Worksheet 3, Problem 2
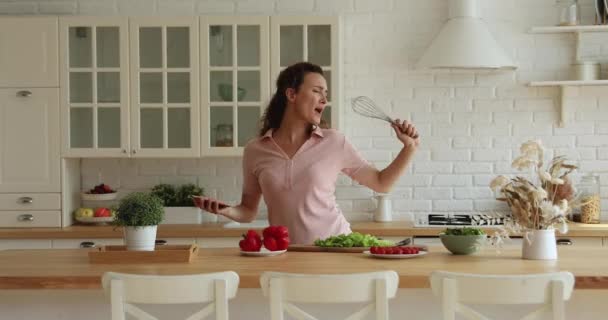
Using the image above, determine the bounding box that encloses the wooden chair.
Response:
[102,271,239,320]
[260,271,399,320]
[429,271,575,320]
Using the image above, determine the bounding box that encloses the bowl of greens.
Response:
[439,227,486,255]
[314,232,393,248]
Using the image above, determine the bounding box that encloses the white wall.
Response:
[3,0,607,221]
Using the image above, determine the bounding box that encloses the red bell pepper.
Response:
[239,230,262,252]
[262,225,290,251]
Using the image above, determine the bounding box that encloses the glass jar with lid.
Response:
[578,174,601,224]
[557,0,580,26]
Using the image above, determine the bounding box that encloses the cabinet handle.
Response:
[122,149,127,154]
[18,214,34,222]
[155,239,167,246]
[556,239,572,245]
[16,90,32,97]
[132,149,137,154]
[18,197,33,204]
[80,241,96,248]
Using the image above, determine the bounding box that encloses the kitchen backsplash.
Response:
[5,0,608,221]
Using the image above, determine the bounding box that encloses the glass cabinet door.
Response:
[130,18,199,157]
[60,17,129,157]
[271,17,340,130]
[201,17,269,156]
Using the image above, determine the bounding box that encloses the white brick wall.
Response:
[5,0,608,221]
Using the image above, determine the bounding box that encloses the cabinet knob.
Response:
[155,239,167,246]
[556,239,572,245]
[16,90,32,97]
[122,149,127,154]
[132,149,137,154]
[18,197,33,204]
[17,214,34,222]
[80,241,96,248]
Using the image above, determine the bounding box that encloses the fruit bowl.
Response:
[75,216,114,225]
[81,192,118,201]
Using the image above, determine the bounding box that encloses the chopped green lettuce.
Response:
[313,232,393,247]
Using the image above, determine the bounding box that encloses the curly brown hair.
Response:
[259,62,327,136]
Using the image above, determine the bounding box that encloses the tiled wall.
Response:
[4,0,608,221]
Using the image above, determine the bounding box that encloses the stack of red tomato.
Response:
[369,246,421,255]
[239,225,290,252]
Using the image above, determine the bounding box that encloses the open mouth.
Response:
[314,107,324,115]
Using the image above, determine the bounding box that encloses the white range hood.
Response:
[416,0,516,70]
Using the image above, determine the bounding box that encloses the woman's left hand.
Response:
[391,119,420,148]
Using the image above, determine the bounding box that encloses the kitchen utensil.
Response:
[596,0,606,24]
[351,96,419,139]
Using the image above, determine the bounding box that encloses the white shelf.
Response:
[529,80,608,86]
[530,25,608,33]
[527,80,608,128]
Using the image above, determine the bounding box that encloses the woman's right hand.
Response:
[192,196,230,215]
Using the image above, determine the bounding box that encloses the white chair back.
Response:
[430,271,575,320]
[260,271,399,320]
[102,271,239,320]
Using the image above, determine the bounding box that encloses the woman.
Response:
[195,62,419,244]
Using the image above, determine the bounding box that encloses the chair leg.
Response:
[110,279,126,320]
[551,280,565,320]
[375,278,389,320]
[215,279,228,320]
[269,278,285,320]
[442,278,457,320]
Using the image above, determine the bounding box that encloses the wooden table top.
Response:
[1,246,607,290]
[1,221,607,239]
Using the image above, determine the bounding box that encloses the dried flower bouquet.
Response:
[489,140,586,233]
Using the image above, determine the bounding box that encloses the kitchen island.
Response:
[1,246,608,319]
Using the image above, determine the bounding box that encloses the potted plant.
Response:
[439,227,486,255]
[490,140,587,260]
[151,184,213,224]
[114,192,164,251]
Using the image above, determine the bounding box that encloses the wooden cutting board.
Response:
[287,245,428,253]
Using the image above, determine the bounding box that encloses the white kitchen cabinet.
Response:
[0,17,59,88]
[0,88,60,193]
[129,17,200,158]
[60,17,199,158]
[60,17,130,158]
[271,16,341,130]
[200,16,270,156]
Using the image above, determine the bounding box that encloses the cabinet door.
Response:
[0,88,60,192]
[0,17,59,87]
[60,17,130,157]
[201,17,270,156]
[270,16,340,130]
[130,17,200,157]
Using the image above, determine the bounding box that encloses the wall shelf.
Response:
[530,25,608,34]
[528,25,608,128]
[528,80,608,127]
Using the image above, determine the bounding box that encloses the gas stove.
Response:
[413,213,506,228]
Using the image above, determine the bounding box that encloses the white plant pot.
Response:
[522,229,557,260]
[124,226,157,251]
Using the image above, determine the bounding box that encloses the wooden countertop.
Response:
[1,221,608,239]
[1,246,607,289]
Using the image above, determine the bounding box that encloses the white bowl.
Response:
[81,192,117,201]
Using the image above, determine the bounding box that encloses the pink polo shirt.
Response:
[242,128,372,244]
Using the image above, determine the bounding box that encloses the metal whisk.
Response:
[351,96,419,139]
